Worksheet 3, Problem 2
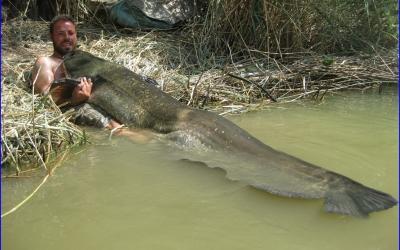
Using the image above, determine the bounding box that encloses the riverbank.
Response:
[1,17,398,172]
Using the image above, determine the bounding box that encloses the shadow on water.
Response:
[176,158,230,180]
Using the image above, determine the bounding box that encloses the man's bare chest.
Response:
[51,60,67,80]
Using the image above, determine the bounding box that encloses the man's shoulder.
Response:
[34,55,64,72]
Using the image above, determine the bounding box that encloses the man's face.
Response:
[51,20,77,56]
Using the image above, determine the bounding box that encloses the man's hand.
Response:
[71,77,93,105]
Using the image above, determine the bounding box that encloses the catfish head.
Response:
[63,50,106,79]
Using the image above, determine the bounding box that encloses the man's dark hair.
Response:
[49,15,76,34]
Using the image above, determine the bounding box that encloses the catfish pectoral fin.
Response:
[324,178,398,217]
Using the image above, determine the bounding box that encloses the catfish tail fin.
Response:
[324,180,398,217]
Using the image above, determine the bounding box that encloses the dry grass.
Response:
[1,82,86,174]
[73,22,399,109]
[1,19,87,174]
[1,78,86,172]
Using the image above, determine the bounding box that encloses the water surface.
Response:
[2,87,398,250]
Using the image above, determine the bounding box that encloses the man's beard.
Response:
[53,43,75,56]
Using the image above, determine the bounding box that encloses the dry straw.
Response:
[1,18,86,173]
[1,81,86,174]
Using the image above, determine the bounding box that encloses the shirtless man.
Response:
[32,15,151,141]
[31,15,92,106]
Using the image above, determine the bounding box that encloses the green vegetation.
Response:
[189,0,398,58]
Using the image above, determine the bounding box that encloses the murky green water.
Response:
[2,86,398,250]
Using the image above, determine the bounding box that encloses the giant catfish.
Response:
[63,50,397,217]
